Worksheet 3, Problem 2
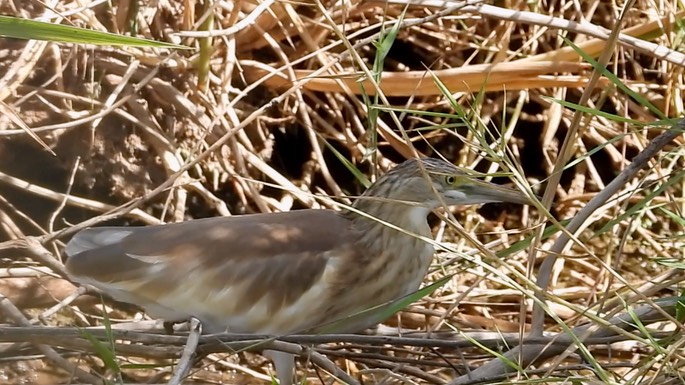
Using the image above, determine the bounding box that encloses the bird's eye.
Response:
[445,175,457,185]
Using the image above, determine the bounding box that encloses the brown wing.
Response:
[65,209,359,332]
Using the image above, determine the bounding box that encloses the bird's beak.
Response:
[444,179,532,205]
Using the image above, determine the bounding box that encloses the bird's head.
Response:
[355,158,531,210]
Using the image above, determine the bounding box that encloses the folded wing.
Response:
[65,209,358,333]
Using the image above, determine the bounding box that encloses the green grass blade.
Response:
[542,97,646,125]
[319,134,370,188]
[561,36,666,119]
[0,15,188,49]
[496,220,569,258]
[595,170,685,236]
[315,275,451,334]
[79,330,120,374]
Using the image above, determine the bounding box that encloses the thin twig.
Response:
[167,318,202,385]
[0,294,103,384]
[448,298,679,384]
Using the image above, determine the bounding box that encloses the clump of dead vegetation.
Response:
[0,0,683,384]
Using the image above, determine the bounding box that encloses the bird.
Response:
[64,157,531,384]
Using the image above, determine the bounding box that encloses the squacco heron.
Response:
[65,157,530,384]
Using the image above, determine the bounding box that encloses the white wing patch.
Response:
[124,253,168,265]
[66,229,135,255]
